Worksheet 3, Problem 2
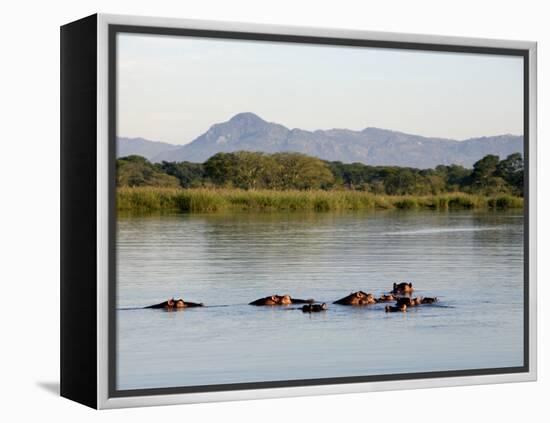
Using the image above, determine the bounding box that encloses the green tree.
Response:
[117,155,180,187]
[271,152,335,190]
[495,153,524,194]
[369,180,386,194]
[469,154,500,191]
[204,152,240,187]
[159,161,205,188]
[232,151,276,189]
[425,174,446,194]
[204,151,278,189]
[384,169,416,195]
[445,164,471,191]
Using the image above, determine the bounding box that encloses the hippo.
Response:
[377,294,396,303]
[421,297,438,304]
[385,304,407,313]
[249,295,315,306]
[302,303,328,313]
[395,297,422,307]
[333,291,377,306]
[391,282,414,295]
[146,297,204,309]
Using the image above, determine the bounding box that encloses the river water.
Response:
[116,210,524,390]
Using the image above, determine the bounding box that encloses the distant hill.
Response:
[118,113,523,168]
[117,137,180,161]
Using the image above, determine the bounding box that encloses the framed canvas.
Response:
[60,13,537,409]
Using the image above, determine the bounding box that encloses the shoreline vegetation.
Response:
[116,150,524,213]
[117,187,523,213]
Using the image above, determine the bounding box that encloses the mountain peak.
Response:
[228,112,266,125]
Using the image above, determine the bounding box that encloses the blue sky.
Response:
[117,32,523,145]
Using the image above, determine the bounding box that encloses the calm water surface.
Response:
[116,210,524,390]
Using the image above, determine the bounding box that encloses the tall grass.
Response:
[117,187,523,213]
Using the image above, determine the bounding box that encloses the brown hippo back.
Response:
[145,297,203,309]
[334,291,377,305]
[395,297,422,307]
[249,295,280,306]
[377,294,396,303]
[249,295,314,306]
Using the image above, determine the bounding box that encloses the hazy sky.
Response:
[117,33,523,145]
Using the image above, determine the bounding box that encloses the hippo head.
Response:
[262,295,278,305]
[280,295,292,305]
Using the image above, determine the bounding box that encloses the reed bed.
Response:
[116,187,523,213]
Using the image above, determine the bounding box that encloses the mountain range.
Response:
[117,137,180,161]
[117,112,523,169]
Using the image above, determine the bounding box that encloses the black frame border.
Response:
[60,14,98,409]
[107,24,530,399]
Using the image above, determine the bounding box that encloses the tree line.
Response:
[117,151,524,196]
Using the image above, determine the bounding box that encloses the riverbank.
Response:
[116,187,523,213]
